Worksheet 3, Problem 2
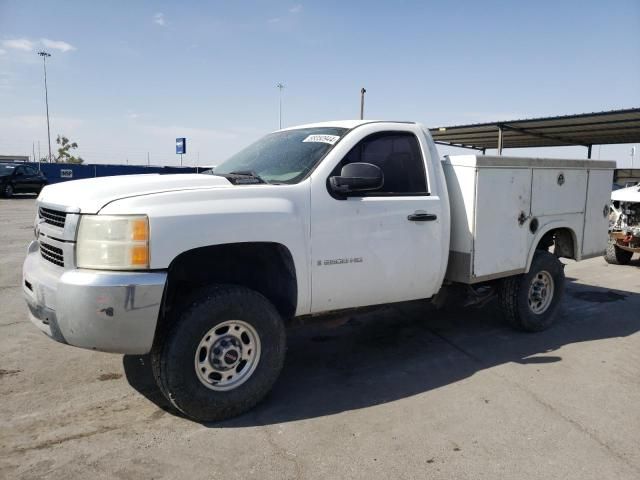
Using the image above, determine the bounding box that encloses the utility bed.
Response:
[442,155,616,284]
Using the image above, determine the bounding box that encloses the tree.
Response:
[54,135,84,164]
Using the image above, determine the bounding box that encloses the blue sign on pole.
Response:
[176,138,187,155]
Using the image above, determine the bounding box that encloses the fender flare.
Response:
[525,220,579,273]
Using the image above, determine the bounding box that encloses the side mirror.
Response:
[329,162,384,195]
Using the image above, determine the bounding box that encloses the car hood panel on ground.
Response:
[38,174,233,213]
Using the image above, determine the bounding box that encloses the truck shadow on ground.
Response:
[123,276,640,427]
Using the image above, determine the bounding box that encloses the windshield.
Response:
[0,165,16,175]
[213,127,348,184]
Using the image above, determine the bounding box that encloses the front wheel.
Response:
[152,285,286,422]
[499,250,565,332]
[2,184,13,198]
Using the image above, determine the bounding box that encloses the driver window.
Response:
[335,131,428,195]
[15,166,25,176]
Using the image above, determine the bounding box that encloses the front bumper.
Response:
[23,241,167,354]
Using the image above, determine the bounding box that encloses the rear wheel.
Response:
[604,242,633,265]
[499,250,565,332]
[152,285,286,422]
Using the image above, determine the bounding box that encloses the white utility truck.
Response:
[23,120,615,421]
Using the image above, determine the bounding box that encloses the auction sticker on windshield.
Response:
[302,134,340,145]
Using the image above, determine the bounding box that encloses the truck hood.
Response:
[38,174,233,213]
[612,184,640,203]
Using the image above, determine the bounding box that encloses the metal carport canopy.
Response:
[429,108,640,155]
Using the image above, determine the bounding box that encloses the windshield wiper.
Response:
[229,170,269,184]
[212,170,268,185]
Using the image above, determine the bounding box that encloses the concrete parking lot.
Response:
[1,197,639,480]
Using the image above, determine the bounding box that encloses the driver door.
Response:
[309,128,444,313]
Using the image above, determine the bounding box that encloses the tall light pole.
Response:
[38,51,53,163]
[360,87,366,120]
[276,82,285,129]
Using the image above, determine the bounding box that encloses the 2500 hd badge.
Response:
[317,257,364,266]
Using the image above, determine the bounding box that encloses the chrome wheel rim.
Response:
[528,270,554,314]
[194,320,261,391]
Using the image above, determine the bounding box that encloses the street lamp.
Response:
[276,82,285,129]
[37,50,53,163]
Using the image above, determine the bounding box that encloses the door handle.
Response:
[407,212,437,222]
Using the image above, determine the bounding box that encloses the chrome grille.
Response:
[40,242,65,267]
[39,207,67,228]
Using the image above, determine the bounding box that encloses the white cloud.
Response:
[41,38,76,53]
[2,38,34,51]
[268,5,302,24]
[1,38,76,55]
[0,115,84,131]
[153,12,166,26]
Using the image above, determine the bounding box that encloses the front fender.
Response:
[98,183,313,314]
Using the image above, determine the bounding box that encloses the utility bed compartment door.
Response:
[531,169,588,216]
[473,168,531,278]
[582,169,614,257]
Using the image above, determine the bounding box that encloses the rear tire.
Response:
[152,285,286,422]
[604,242,633,265]
[499,250,565,332]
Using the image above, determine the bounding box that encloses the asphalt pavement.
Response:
[1,197,639,479]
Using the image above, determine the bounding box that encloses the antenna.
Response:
[276,83,285,129]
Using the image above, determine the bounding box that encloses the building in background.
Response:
[0,155,29,163]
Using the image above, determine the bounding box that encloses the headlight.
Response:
[76,215,150,270]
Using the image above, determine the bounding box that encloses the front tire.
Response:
[604,242,633,265]
[499,250,565,332]
[2,184,13,198]
[152,285,286,422]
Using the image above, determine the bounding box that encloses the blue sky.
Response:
[1,0,639,166]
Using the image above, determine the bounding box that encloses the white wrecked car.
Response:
[606,184,640,264]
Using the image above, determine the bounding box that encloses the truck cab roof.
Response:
[277,120,416,132]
